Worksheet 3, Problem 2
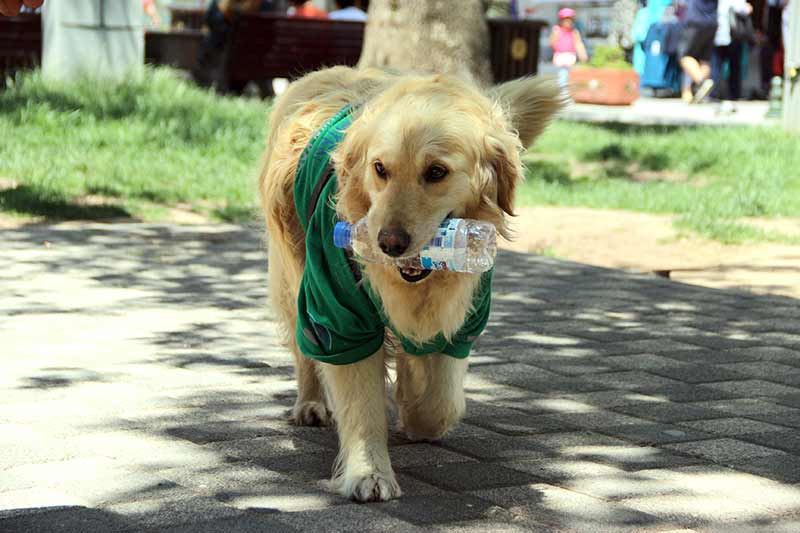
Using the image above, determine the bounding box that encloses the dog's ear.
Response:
[490,76,563,148]
[332,115,372,220]
[481,124,523,225]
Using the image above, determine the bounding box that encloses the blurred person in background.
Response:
[0,0,42,16]
[142,0,161,27]
[287,0,327,18]
[712,0,753,111]
[679,0,719,102]
[550,7,589,88]
[328,0,366,21]
[194,0,274,90]
[760,0,786,93]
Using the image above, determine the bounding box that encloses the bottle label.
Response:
[420,219,461,270]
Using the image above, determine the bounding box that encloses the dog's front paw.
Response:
[336,471,402,502]
[290,400,332,427]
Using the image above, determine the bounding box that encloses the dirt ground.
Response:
[3,205,798,300]
[503,206,800,300]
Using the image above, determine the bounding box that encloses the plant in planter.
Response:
[569,45,640,105]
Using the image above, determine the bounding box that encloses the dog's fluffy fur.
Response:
[259,66,561,502]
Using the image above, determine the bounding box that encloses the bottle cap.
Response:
[333,221,352,248]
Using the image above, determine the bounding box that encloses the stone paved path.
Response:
[2,222,800,532]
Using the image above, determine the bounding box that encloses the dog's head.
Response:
[333,74,562,284]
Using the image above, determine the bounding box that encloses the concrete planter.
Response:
[569,67,640,106]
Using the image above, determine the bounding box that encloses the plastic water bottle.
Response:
[333,218,496,273]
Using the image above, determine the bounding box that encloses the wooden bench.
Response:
[226,14,364,86]
[169,7,206,31]
[0,13,42,81]
[145,29,205,72]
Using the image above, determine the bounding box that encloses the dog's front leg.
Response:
[396,353,468,441]
[321,347,401,502]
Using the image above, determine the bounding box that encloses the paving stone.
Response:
[404,462,538,492]
[376,494,514,527]
[505,458,625,483]
[162,421,282,445]
[646,364,745,384]
[147,514,300,532]
[0,506,133,532]
[758,332,800,348]
[660,349,758,365]
[737,431,800,454]
[526,431,630,452]
[547,411,656,430]
[612,402,726,423]
[0,488,86,513]
[157,463,341,512]
[387,443,478,469]
[393,473,451,497]
[472,483,664,531]
[270,503,424,532]
[619,493,770,528]
[0,456,129,494]
[559,390,668,409]
[560,443,701,471]
[719,362,800,387]
[642,384,741,403]
[688,398,800,417]
[245,451,337,483]
[586,371,683,391]
[593,340,704,357]
[103,494,243,530]
[731,455,800,484]
[205,435,332,464]
[775,392,800,409]
[720,346,800,369]
[698,380,800,400]
[518,357,614,376]
[673,335,761,351]
[496,376,612,394]
[596,424,715,446]
[463,413,579,436]
[558,472,690,503]
[741,410,800,429]
[678,418,793,437]
[440,436,550,462]
[429,518,545,532]
[663,438,786,463]
[636,465,800,515]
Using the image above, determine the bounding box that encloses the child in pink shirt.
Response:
[550,8,588,86]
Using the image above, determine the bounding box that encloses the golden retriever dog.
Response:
[259,66,561,502]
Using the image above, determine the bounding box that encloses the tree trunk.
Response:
[358,0,493,86]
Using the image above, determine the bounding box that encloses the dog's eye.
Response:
[374,161,388,179]
[424,164,448,183]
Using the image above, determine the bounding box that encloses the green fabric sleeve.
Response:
[294,106,386,366]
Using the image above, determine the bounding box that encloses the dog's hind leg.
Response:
[322,348,401,502]
[268,244,331,426]
[395,353,468,441]
[289,338,331,426]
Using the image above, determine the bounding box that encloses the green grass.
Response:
[2,69,799,244]
[0,68,269,223]
[521,121,800,243]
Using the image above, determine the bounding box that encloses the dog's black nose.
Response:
[378,227,411,257]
